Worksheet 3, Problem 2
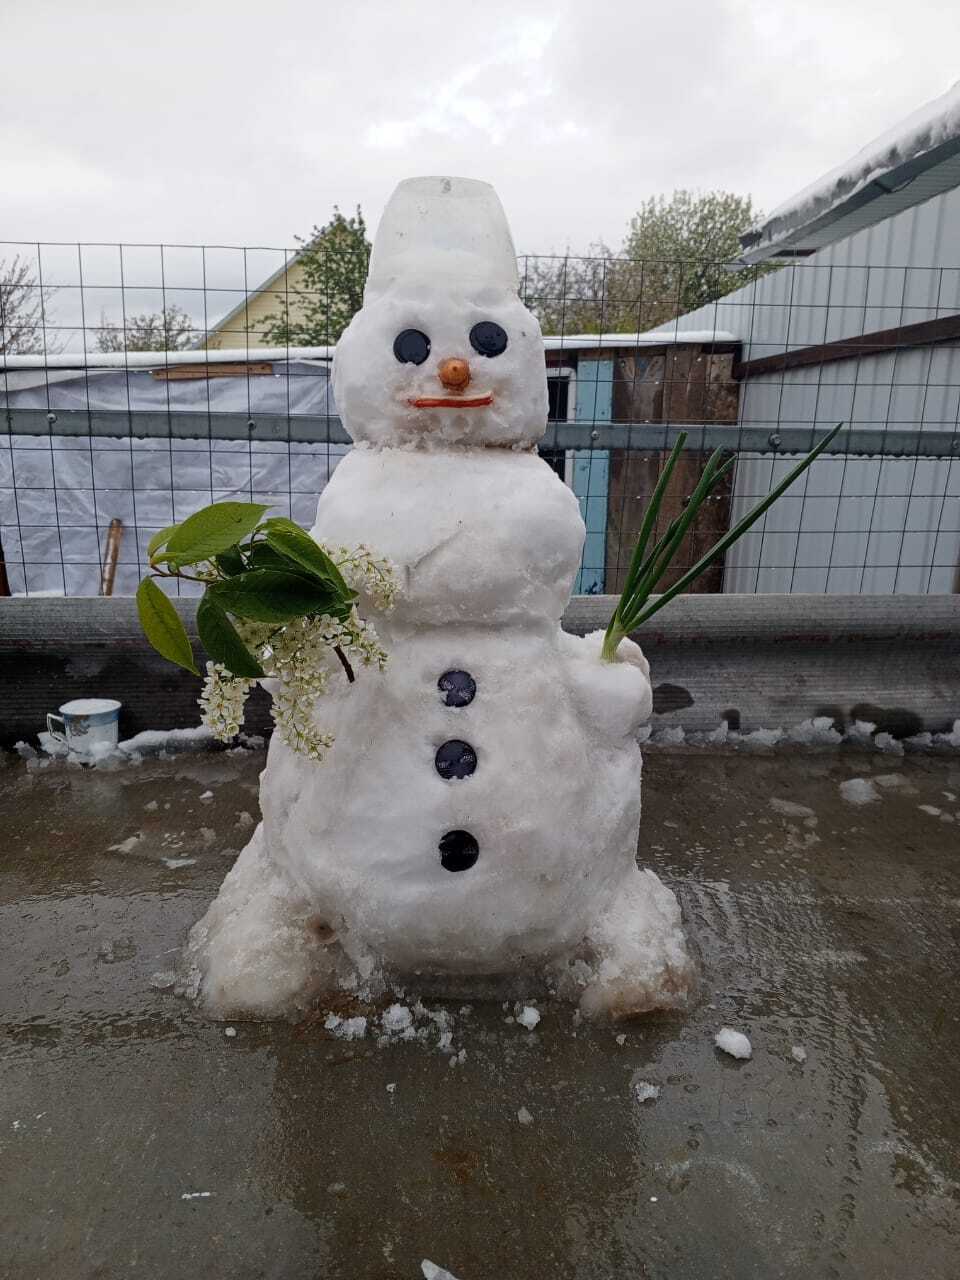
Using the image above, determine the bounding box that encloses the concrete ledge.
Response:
[1,594,959,746]
[569,594,960,737]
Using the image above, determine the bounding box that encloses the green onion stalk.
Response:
[601,423,844,662]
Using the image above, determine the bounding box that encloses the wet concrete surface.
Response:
[1,744,959,1279]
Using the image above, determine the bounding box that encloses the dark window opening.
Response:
[547,376,569,422]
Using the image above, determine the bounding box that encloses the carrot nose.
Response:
[437,357,471,391]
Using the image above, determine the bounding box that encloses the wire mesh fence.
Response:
[2,240,959,598]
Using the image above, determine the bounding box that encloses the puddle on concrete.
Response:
[1,746,959,1278]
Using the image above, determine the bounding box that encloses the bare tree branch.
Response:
[95,303,196,352]
[0,256,61,355]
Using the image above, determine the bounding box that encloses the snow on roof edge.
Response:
[741,79,960,261]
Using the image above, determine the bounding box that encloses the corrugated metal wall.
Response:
[669,185,960,593]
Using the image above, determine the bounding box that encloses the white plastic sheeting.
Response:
[1,355,336,414]
[1,359,346,595]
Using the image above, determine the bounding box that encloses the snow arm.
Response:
[561,628,653,741]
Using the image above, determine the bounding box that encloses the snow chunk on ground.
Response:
[111,726,214,760]
[324,1013,367,1040]
[840,777,880,806]
[791,1044,807,1063]
[790,716,842,746]
[108,834,142,855]
[769,798,816,819]
[874,773,908,789]
[715,1027,752,1059]
[517,1106,534,1126]
[516,1005,541,1030]
[739,727,785,748]
[381,1003,413,1033]
[633,1080,660,1103]
[653,725,685,746]
[422,1262,462,1280]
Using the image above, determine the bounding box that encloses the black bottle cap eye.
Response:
[435,739,477,781]
[469,321,508,357]
[393,329,431,365]
[439,829,479,872]
[438,670,476,707]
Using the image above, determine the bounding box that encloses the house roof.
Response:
[201,248,305,344]
[737,80,960,265]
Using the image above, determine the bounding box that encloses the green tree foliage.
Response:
[96,303,195,352]
[619,190,766,327]
[259,207,371,346]
[524,190,773,337]
[521,250,615,338]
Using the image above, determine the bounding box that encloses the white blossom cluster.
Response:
[323,543,401,611]
[197,545,397,762]
[198,662,254,740]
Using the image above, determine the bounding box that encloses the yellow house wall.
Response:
[204,259,312,349]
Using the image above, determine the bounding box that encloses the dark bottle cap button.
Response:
[438,670,476,707]
[439,829,479,872]
[435,739,477,780]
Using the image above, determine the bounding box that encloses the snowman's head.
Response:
[332,177,547,449]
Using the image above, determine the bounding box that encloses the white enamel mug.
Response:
[46,699,121,755]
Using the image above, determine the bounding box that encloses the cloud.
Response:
[0,132,114,205]
[2,0,958,259]
[363,17,558,149]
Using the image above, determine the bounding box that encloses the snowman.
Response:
[188,176,693,1019]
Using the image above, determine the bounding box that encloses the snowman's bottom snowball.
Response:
[550,868,696,1019]
[183,825,349,1019]
[186,827,695,1021]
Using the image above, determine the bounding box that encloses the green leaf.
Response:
[196,595,264,678]
[147,524,178,560]
[263,525,354,598]
[136,578,199,675]
[215,545,246,576]
[246,542,291,571]
[207,570,339,622]
[261,516,310,537]
[164,502,270,566]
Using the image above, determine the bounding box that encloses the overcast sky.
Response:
[4,0,959,261]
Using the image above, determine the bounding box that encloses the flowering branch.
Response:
[135,502,398,761]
